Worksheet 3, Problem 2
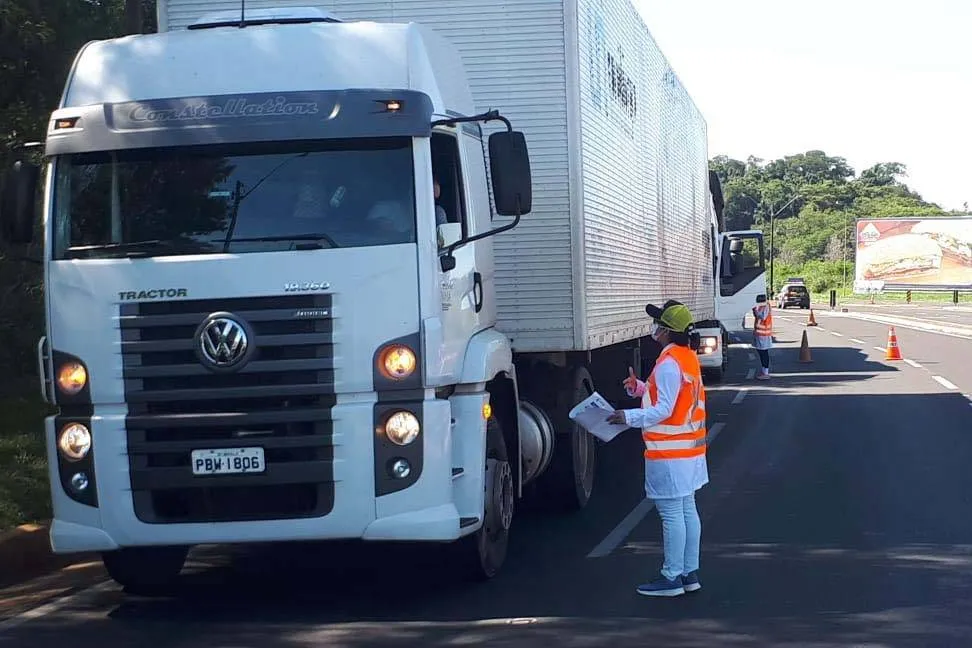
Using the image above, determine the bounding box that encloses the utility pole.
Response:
[767,194,801,294]
[124,0,143,35]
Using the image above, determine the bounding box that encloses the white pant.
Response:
[653,492,702,580]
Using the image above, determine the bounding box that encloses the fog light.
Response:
[70,472,89,492]
[58,423,91,461]
[384,411,420,446]
[390,458,411,479]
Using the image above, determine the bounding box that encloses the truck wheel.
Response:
[455,415,513,581]
[102,546,188,595]
[537,365,597,511]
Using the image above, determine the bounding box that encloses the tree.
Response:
[709,150,948,295]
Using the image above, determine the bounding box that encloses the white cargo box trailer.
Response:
[158,0,718,354]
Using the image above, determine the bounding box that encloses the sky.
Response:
[634,0,972,211]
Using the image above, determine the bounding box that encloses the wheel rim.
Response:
[485,458,514,535]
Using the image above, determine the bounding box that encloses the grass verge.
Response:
[0,394,52,532]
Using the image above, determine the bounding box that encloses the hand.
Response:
[607,410,627,425]
[621,366,638,391]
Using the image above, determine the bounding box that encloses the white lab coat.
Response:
[752,303,773,351]
[622,345,709,500]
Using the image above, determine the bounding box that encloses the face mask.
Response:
[650,322,663,342]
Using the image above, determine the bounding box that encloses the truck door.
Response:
[430,129,479,384]
[717,230,767,326]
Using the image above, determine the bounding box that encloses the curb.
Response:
[0,522,88,589]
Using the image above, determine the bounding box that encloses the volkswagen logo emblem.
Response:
[194,312,253,371]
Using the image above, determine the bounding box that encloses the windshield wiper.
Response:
[221,152,309,252]
[66,240,208,258]
[215,234,339,250]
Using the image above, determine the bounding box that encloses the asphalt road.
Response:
[790,308,972,394]
[3,315,972,647]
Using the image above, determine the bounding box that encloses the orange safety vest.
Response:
[642,345,707,461]
[754,303,773,338]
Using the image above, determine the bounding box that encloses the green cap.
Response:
[645,300,695,334]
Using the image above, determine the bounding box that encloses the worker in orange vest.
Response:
[752,294,774,380]
[607,300,708,597]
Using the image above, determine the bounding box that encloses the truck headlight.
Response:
[699,336,718,354]
[384,411,420,446]
[57,361,87,395]
[58,423,92,461]
[378,344,416,380]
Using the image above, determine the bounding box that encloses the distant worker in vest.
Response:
[752,294,773,380]
[607,300,708,597]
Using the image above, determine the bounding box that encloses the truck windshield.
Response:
[51,137,415,259]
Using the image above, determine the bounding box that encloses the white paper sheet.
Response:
[568,391,631,443]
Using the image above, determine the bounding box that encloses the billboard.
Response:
[854,217,972,290]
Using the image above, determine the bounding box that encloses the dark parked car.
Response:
[777,283,810,309]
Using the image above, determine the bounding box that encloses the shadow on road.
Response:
[9,340,972,647]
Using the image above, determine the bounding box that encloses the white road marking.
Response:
[0,581,115,633]
[874,346,887,353]
[746,368,756,380]
[933,376,959,391]
[748,353,756,361]
[732,389,748,405]
[903,358,922,369]
[830,331,843,337]
[850,338,866,344]
[814,327,827,332]
[587,423,725,559]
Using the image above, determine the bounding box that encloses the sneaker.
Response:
[636,575,685,597]
[682,570,701,593]
[756,373,770,381]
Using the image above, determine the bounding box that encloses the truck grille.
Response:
[120,295,335,524]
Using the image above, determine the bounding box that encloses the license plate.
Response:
[191,447,265,476]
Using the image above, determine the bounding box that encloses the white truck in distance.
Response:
[0,0,765,592]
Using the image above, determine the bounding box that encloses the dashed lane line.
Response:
[903,358,923,369]
[933,376,959,391]
[850,338,866,345]
[587,422,726,559]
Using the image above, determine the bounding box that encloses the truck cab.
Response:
[693,172,766,382]
[0,8,537,591]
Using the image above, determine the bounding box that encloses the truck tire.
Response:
[101,545,189,595]
[454,415,513,581]
[536,365,597,511]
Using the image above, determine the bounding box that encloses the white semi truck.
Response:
[0,0,764,592]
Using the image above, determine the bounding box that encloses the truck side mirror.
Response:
[0,161,40,244]
[488,131,532,217]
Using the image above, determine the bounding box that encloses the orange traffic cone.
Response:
[885,327,902,361]
[807,310,818,327]
[799,330,813,363]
